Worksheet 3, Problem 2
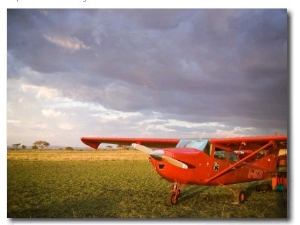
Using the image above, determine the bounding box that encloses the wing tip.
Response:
[81,137,100,149]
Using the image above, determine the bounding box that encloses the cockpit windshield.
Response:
[176,139,211,156]
[176,139,209,151]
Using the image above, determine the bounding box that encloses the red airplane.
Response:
[81,135,287,205]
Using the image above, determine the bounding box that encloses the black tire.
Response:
[166,192,178,205]
[238,190,246,204]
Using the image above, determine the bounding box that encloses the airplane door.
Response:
[210,147,231,184]
[226,152,238,183]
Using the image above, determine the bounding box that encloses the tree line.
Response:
[10,141,75,150]
[11,141,50,150]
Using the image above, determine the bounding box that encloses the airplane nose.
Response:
[150,149,164,160]
[150,149,188,169]
[132,143,188,169]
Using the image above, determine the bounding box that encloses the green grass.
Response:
[7,150,288,218]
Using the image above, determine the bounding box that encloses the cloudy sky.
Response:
[7,9,288,148]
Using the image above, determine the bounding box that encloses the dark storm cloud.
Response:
[7,8,288,140]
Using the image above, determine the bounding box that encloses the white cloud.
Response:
[43,35,90,51]
[233,126,255,132]
[20,84,60,99]
[18,98,25,103]
[30,123,49,130]
[215,126,256,138]
[167,119,225,129]
[146,124,176,133]
[57,123,75,131]
[7,120,21,124]
[41,109,65,118]
[6,9,288,147]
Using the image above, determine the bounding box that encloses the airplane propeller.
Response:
[131,143,153,154]
[132,143,188,169]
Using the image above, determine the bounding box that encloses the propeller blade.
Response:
[150,149,164,160]
[131,143,153,154]
[162,156,188,169]
[132,144,188,169]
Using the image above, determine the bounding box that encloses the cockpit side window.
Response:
[229,152,238,162]
[203,142,211,156]
[214,147,227,160]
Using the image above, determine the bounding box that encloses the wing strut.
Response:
[204,141,274,184]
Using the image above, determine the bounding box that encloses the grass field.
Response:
[7,150,288,218]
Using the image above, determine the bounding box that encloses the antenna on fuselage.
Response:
[200,132,206,139]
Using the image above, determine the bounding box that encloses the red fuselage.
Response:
[149,147,276,185]
[80,135,287,187]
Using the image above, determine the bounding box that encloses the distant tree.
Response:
[21,145,26,150]
[33,141,50,149]
[32,145,38,150]
[65,147,74,150]
[12,143,21,150]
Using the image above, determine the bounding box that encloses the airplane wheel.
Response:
[166,192,178,205]
[170,185,180,194]
[238,190,246,204]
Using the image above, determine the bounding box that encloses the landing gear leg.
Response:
[166,183,181,205]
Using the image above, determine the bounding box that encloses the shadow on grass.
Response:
[179,181,263,205]
[244,181,260,200]
[178,185,211,203]
[9,195,120,218]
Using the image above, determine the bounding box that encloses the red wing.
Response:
[209,135,287,151]
[81,137,180,149]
